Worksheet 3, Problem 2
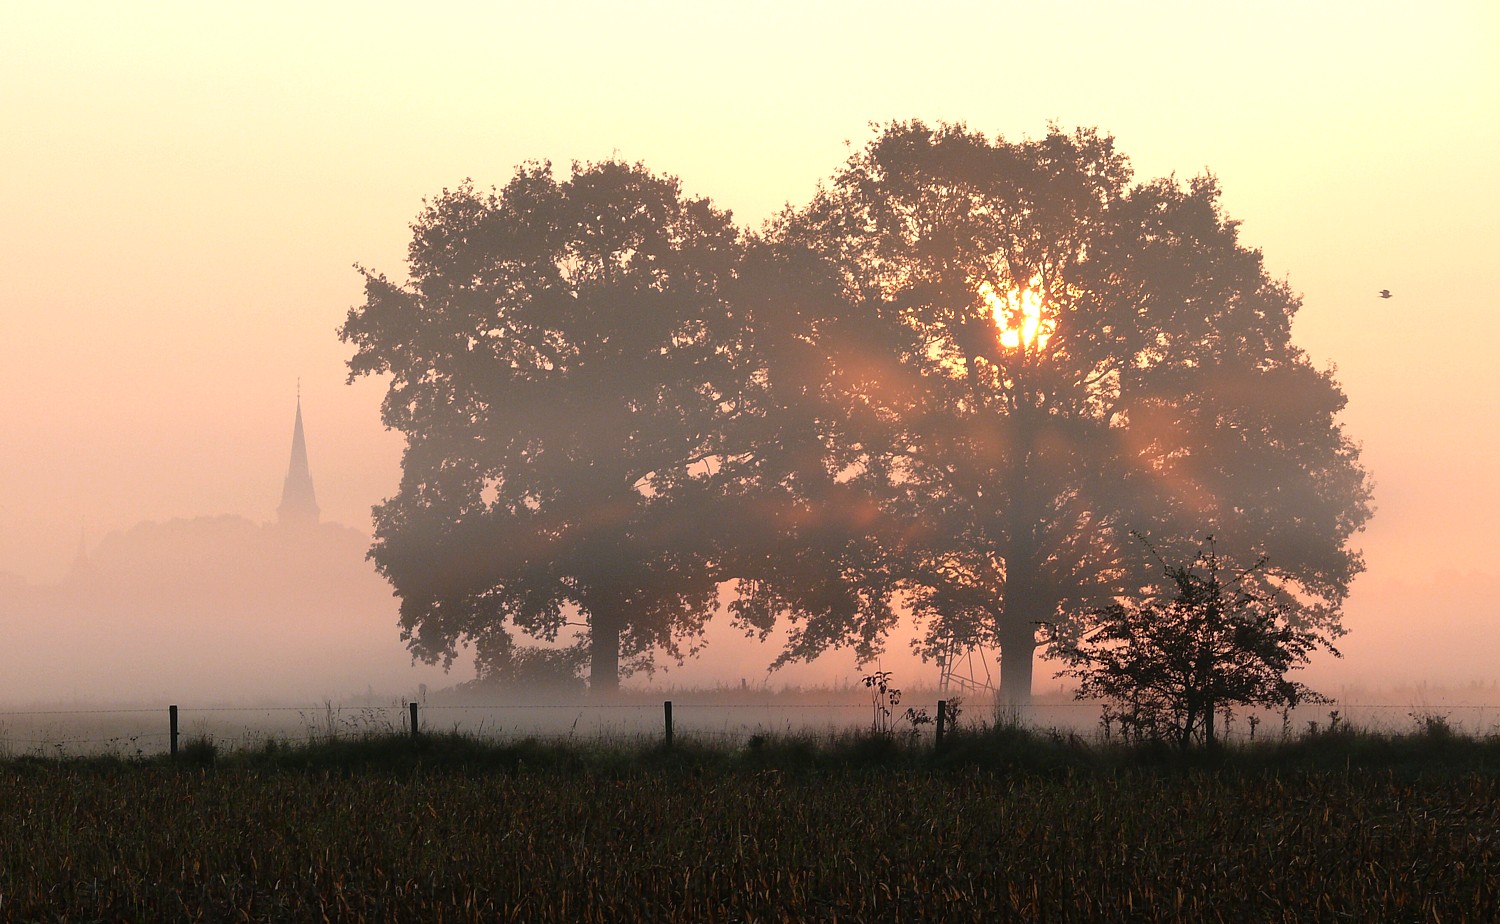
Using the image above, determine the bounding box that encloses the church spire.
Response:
[277,389,320,528]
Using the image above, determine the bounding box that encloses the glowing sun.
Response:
[979,280,1055,350]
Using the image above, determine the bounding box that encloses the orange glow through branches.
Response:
[979,280,1054,351]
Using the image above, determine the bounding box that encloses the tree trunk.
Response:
[1182,702,1198,750]
[997,522,1043,712]
[588,610,622,697]
[997,412,1043,714]
[997,620,1036,712]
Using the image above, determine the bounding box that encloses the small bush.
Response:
[1055,536,1336,750]
[178,735,218,768]
[1411,711,1454,741]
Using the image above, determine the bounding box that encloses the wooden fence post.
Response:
[664,700,673,748]
[169,704,179,757]
[409,702,419,741]
[935,700,947,750]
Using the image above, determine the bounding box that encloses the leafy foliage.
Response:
[774,121,1371,702]
[341,160,744,692]
[343,126,1371,702]
[1054,537,1337,748]
[466,633,587,699]
[857,668,932,739]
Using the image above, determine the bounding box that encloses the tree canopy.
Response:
[344,125,1371,701]
[341,160,744,692]
[774,121,1371,703]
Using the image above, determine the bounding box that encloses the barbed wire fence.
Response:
[1,696,1497,758]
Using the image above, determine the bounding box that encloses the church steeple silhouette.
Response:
[277,388,320,528]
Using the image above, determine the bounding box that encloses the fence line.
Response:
[2,698,1496,758]
[0,707,164,717]
[5,705,1494,726]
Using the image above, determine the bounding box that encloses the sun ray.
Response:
[978,279,1055,350]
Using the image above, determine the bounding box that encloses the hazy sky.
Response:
[3,2,1498,686]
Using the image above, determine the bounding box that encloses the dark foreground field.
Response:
[1,729,1496,922]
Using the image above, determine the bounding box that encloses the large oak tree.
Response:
[342,127,1371,704]
[341,160,743,693]
[777,122,1372,704]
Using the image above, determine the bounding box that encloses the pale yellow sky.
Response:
[2,2,1498,687]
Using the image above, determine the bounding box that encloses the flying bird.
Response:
[1378,289,1392,299]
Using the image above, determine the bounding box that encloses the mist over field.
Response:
[2,499,1497,709]
[7,9,1500,922]
[0,517,451,705]
[2,3,1497,718]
